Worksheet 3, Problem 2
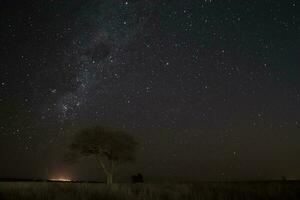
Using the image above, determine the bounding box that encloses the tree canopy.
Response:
[67,126,138,184]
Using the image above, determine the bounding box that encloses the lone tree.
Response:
[67,126,138,185]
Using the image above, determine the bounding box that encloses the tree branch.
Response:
[96,156,108,175]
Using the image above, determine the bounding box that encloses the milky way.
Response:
[44,1,155,123]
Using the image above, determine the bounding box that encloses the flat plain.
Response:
[0,181,300,200]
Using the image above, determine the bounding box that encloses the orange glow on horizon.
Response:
[49,177,72,182]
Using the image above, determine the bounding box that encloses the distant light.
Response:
[49,177,72,182]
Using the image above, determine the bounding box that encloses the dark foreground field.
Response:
[0,181,300,200]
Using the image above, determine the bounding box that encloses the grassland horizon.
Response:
[1,180,300,200]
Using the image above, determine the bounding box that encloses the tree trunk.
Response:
[106,172,113,185]
[96,156,115,185]
[106,160,114,185]
[96,156,113,185]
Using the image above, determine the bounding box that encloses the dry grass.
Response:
[0,181,300,200]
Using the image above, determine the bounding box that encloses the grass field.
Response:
[0,181,300,200]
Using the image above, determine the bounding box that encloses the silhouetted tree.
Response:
[67,126,138,185]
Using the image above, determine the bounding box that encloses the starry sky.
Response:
[0,0,299,181]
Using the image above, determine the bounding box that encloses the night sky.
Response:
[0,0,299,181]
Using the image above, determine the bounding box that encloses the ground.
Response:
[0,181,300,200]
